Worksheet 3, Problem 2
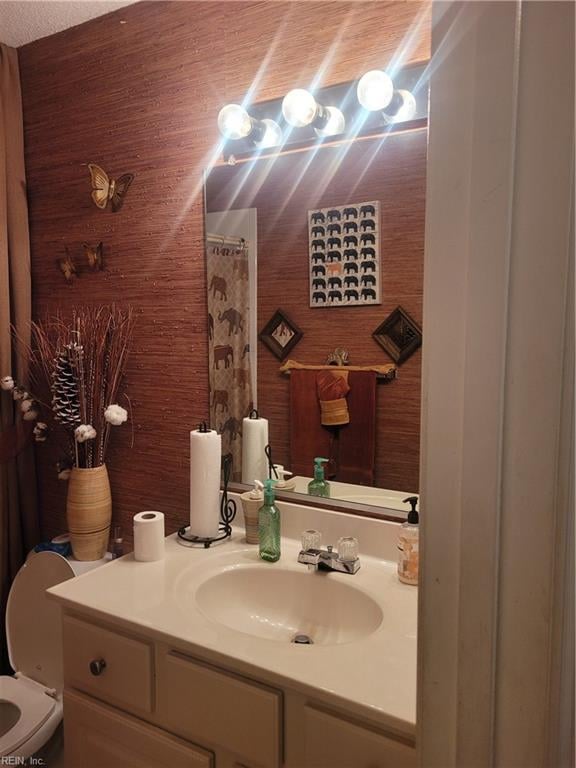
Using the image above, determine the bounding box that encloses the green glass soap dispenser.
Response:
[308,457,331,498]
[258,479,281,562]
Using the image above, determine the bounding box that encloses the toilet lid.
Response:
[6,552,74,692]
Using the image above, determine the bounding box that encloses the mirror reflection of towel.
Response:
[316,370,350,426]
[289,369,376,485]
[339,370,376,485]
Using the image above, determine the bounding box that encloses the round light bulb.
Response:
[388,89,417,122]
[282,89,318,127]
[357,70,394,111]
[314,106,346,138]
[254,118,283,149]
[217,104,252,140]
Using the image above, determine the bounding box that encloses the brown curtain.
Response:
[207,238,253,481]
[0,44,40,674]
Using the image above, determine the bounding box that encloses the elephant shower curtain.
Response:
[207,237,253,481]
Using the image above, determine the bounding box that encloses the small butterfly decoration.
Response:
[88,163,134,212]
[83,241,104,271]
[57,248,77,282]
[57,242,106,282]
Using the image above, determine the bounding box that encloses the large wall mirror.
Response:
[204,124,426,519]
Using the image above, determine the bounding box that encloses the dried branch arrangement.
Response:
[26,306,134,472]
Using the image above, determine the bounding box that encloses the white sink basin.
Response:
[194,565,383,645]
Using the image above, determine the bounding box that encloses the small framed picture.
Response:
[372,306,422,364]
[258,310,303,361]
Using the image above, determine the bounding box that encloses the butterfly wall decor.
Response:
[57,249,77,282]
[83,241,104,271]
[88,163,134,212]
[56,242,107,282]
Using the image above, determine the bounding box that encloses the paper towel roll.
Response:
[133,511,165,562]
[241,415,269,484]
[190,428,221,539]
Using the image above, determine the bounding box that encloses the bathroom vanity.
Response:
[48,507,417,768]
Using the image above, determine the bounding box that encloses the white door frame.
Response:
[418,2,574,766]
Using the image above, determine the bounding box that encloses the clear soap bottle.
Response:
[258,479,280,562]
[398,496,419,585]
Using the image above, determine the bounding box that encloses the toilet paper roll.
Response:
[241,415,269,484]
[190,428,221,539]
[133,511,165,562]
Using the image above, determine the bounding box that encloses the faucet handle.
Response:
[301,529,322,551]
[337,536,359,562]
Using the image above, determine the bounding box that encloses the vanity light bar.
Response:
[217,61,428,160]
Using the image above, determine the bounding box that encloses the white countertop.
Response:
[49,515,417,738]
[288,477,416,513]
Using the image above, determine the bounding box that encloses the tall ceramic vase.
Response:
[66,465,112,561]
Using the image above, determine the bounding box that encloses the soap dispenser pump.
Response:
[308,457,330,498]
[258,479,281,562]
[398,496,419,585]
[251,479,264,499]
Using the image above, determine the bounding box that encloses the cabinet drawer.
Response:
[64,689,213,768]
[157,649,282,768]
[63,615,153,715]
[303,705,416,768]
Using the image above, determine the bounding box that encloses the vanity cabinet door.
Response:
[64,690,214,768]
[303,705,416,768]
[157,649,282,768]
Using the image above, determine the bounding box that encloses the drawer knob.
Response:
[89,658,107,676]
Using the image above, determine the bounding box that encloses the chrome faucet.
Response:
[298,532,360,575]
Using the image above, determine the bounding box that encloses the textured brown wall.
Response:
[207,131,426,492]
[18,0,430,545]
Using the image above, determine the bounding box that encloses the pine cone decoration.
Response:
[51,345,81,427]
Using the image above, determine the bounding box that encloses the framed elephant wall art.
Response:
[309,200,381,308]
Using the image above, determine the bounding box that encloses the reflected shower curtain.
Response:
[207,238,253,481]
[0,44,40,673]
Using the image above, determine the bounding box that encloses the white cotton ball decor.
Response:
[2,375,40,424]
[33,422,48,442]
[56,460,72,481]
[12,387,28,401]
[74,424,97,443]
[104,404,128,426]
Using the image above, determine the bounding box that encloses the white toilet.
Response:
[0,550,106,759]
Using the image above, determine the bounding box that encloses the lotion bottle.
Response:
[240,480,264,544]
[258,479,280,562]
[398,496,419,585]
[273,467,296,492]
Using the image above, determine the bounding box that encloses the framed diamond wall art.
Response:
[308,200,380,307]
[258,309,303,361]
[372,306,422,364]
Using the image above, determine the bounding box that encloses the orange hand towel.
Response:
[316,370,350,426]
